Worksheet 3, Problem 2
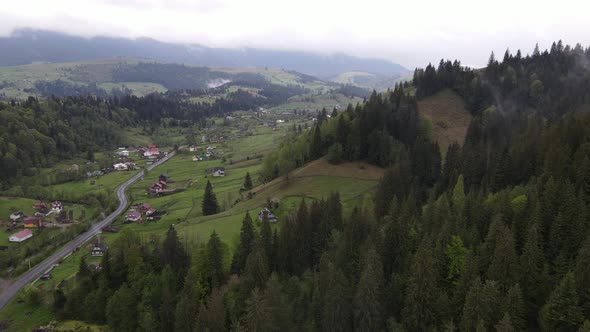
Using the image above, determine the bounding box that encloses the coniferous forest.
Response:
[34,42,590,331]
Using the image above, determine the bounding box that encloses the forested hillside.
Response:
[14,41,590,331]
[0,80,307,188]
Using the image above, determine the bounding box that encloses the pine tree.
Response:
[264,274,294,331]
[502,284,525,330]
[242,243,270,294]
[461,278,502,331]
[539,272,584,331]
[202,180,220,216]
[520,223,548,319]
[242,288,272,331]
[232,212,256,274]
[260,217,273,267]
[323,268,352,332]
[243,172,253,190]
[207,231,225,290]
[487,223,519,289]
[174,270,203,332]
[402,244,439,330]
[311,125,323,159]
[575,237,590,317]
[162,225,188,273]
[353,246,384,331]
[495,313,515,332]
[78,255,91,278]
[106,283,138,332]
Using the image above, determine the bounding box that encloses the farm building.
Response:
[9,211,24,221]
[213,167,225,177]
[113,163,129,171]
[23,216,43,228]
[91,237,108,257]
[126,211,142,223]
[51,201,63,212]
[257,208,278,223]
[9,229,33,242]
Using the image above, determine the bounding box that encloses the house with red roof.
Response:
[126,211,142,223]
[143,144,159,157]
[9,229,33,242]
[23,216,43,228]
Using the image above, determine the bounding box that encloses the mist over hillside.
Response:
[0,29,408,78]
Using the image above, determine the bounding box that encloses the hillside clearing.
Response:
[418,89,471,155]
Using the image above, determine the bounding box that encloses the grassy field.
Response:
[0,59,145,99]
[98,81,167,96]
[330,71,412,91]
[270,92,364,113]
[417,89,471,155]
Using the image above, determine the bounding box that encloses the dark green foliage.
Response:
[106,283,138,332]
[207,231,226,290]
[162,225,188,273]
[48,42,590,331]
[231,212,256,274]
[353,246,384,331]
[327,143,344,164]
[243,172,253,190]
[539,272,584,331]
[202,180,220,216]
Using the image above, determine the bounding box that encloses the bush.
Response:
[327,143,344,164]
[26,287,42,307]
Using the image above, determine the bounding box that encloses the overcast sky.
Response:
[1,0,589,68]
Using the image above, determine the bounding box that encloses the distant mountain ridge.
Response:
[0,29,408,78]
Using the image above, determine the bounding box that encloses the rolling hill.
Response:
[0,29,408,79]
[0,59,337,99]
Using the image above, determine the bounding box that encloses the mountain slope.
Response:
[0,29,408,78]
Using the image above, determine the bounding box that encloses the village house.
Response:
[51,201,63,212]
[90,236,108,257]
[9,211,24,221]
[23,216,43,228]
[257,208,278,223]
[143,144,159,157]
[137,203,151,214]
[126,211,142,223]
[213,167,225,177]
[113,163,129,171]
[118,150,129,158]
[9,229,33,242]
[189,145,197,152]
[148,180,167,195]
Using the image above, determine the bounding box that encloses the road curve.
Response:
[0,150,177,309]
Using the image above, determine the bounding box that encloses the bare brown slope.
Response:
[418,89,472,155]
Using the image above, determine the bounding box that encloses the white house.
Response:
[213,167,225,177]
[119,150,129,157]
[113,163,129,171]
[9,229,33,242]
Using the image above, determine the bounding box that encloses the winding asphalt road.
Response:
[0,150,177,310]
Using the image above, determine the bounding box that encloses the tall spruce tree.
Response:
[539,272,584,331]
[202,180,220,216]
[243,172,253,190]
[207,231,225,290]
[231,212,256,274]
